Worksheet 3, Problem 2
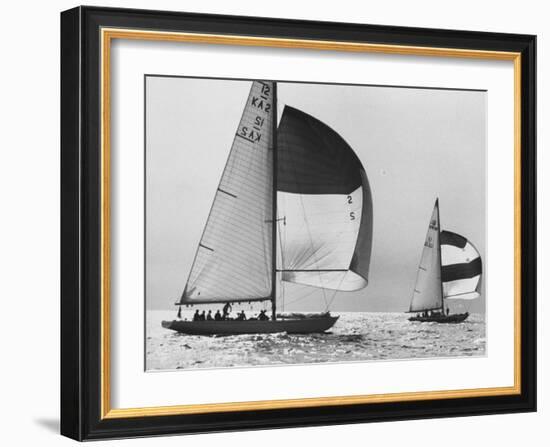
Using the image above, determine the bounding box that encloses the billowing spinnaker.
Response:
[180,81,274,304]
[409,201,443,312]
[276,106,372,291]
[441,230,482,300]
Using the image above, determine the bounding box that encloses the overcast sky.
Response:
[145,76,486,313]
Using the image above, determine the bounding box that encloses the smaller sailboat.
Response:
[408,199,482,323]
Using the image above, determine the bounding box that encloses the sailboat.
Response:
[162,81,373,335]
[408,199,482,323]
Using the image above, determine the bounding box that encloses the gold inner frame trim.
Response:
[100,27,522,420]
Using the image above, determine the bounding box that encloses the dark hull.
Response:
[162,314,339,335]
[408,312,469,323]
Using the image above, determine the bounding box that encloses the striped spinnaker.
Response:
[441,230,482,300]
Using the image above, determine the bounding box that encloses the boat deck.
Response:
[408,312,469,323]
[162,314,339,335]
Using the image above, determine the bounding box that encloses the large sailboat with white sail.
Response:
[408,199,482,323]
[162,80,373,335]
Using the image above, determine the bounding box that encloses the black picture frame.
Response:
[61,5,536,441]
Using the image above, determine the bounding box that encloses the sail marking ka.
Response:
[180,81,274,303]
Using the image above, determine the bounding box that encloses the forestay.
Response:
[180,81,274,303]
[276,106,373,291]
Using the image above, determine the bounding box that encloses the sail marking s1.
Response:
[180,81,275,304]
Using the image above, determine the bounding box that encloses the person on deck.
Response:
[446,307,450,316]
[258,310,269,321]
[200,310,206,321]
[206,310,213,321]
[214,310,222,321]
[222,303,232,320]
[193,310,200,322]
[236,310,247,321]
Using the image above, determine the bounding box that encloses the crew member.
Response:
[222,302,232,319]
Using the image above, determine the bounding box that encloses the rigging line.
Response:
[322,184,359,312]
[319,181,360,312]
[277,214,286,311]
[283,287,321,307]
[282,284,320,306]
[324,271,348,312]
[283,295,310,307]
[298,184,328,307]
[280,278,285,312]
[284,141,329,306]
[322,174,359,311]
[278,188,290,312]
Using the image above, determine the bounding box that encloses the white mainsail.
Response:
[409,200,443,312]
[180,81,274,303]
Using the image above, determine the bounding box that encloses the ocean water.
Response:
[146,310,486,371]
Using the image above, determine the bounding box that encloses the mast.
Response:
[436,198,445,313]
[271,82,278,320]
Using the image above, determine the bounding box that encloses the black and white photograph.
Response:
[54,4,537,442]
[145,76,486,371]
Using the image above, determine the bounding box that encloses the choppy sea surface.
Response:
[146,310,486,371]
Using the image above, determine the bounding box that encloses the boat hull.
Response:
[408,312,469,323]
[162,314,339,335]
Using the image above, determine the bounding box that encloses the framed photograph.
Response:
[60,6,536,441]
